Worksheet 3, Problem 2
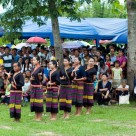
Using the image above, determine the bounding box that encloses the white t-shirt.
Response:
[22,81,31,93]
[38,52,45,58]
[112,67,122,80]
[118,85,129,90]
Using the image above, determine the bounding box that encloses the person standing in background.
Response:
[2,47,13,72]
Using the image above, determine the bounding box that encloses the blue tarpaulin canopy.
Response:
[111,32,128,44]
[0,17,128,46]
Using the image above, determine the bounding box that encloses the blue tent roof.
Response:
[21,17,98,45]
[0,17,128,45]
[86,18,127,40]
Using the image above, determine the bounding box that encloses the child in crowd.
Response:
[105,54,112,69]
[112,60,122,89]
[1,79,11,105]
[116,79,129,101]
[22,76,31,105]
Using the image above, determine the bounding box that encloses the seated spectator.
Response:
[116,79,129,101]
[95,74,111,105]
[112,60,122,89]
[1,80,11,105]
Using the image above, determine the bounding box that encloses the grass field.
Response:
[0,103,136,136]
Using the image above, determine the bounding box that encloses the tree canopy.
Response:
[79,0,127,18]
[0,0,92,41]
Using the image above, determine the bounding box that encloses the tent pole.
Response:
[50,34,54,46]
[96,39,99,48]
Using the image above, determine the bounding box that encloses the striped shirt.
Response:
[2,54,13,71]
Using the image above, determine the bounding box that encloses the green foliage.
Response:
[79,0,127,18]
[0,37,10,45]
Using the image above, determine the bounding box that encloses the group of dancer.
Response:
[9,56,97,121]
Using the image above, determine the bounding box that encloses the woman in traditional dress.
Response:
[71,57,86,116]
[46,60,60,120]
[9,62,24,122]
[59,57,73,119]
[84,58,97,114]
[30,56,44,121]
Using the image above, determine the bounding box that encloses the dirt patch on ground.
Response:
[112,123,136,129]
[91,119,106,123]
[0,126,12,130]
[35,132,60,136]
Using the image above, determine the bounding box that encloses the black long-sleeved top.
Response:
[11,72,24,90]
[48,70,60,85]
[31,67,43,85]
[60,67,73,85]
[97,81,111,92]
[73,66,86,79]
[85,67,97,83]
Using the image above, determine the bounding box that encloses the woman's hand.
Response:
[104,95,107,99]
[71,70,76,76]
[60,76,66,80]
[11,82,17,89]
[47,81,53,86]
[73,77,77,81]
[38,73,43,80]
[30,76,35,81]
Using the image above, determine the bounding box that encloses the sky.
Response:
[0,0,125,13]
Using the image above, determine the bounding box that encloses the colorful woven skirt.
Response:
[72,82,84,107]
[46,87,59,113]
[9,92,22,119]
[30,87,44,113]
[83,83,94,107]
[59,85,72,112]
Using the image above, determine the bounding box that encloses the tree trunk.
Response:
[127,0,136,95]
[48,0,64,67]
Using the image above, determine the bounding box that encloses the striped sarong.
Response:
[72,81,84,107]
[9,92,22,119]
[59,85,72,112]
[83,83,94,107]
[30,87,44,113]
[46,87,59,113]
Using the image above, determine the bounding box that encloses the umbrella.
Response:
[13,43,30,49]
[77,41,93,47]
[62,41,81,49]
[62,41,94,49]
[26,36,47,44]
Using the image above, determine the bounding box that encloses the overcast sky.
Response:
[0,0,125,13]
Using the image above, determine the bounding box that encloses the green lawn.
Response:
[0,103,136,136]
